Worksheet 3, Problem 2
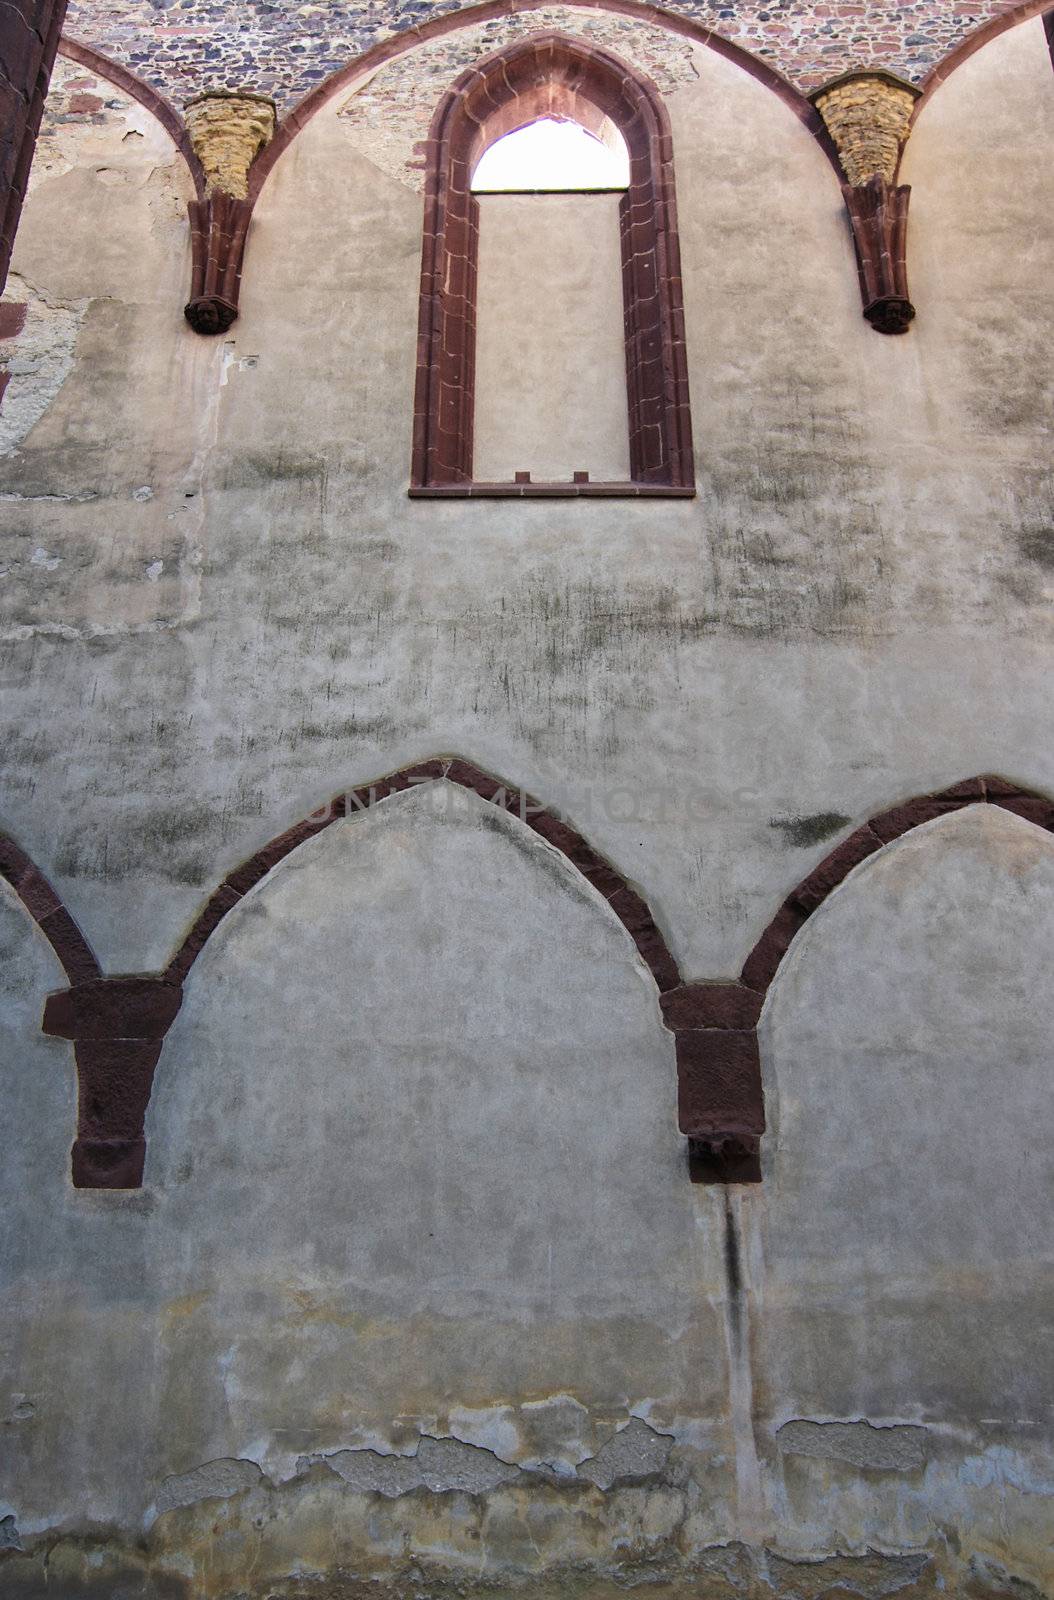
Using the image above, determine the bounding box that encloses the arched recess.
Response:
[170,0,839,340]
[142,776,709,1349]
[57,36,204,195]
[410,31,693,493]
[752,801,1054,1455]
[662,776,1054,1184]
[166,756,680,989]
[39,756,701,1190]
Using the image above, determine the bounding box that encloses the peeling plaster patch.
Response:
[776,1419,928,1472]
[154,1457,264,1516]
[32,58,163,187]
[0,277,88,455]
[576,1416,674,1489]
[29,548,60,572]
[519,1393,594,1474]
[309,1436,522,1498]
[417,1436,521,1493]
[132,486,154,502]
[0,490,96,503]
[765,1549,931,1599]
[146,560,165,582]
[0,1514,22,1551]
[316,1448,425,1498]
[449,1404,521,1464]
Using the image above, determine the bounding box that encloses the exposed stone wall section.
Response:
[31,57,190,243]
[154,1458,264,1516]
[575,1416,674,1487]
[184,89,275,198]
[307,1437,522,1497]
[813,75,917,186]
[765,1549,931,1597]
[337,9,698,193]
[61,0,1034,110]
[33,56,136,185]
[777,1419,929,1471]
[0,274,86,455]
[301,1418,674,1498]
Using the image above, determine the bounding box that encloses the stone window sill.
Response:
[408,482,696,499]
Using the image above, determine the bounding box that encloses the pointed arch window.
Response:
[409,33,695,498]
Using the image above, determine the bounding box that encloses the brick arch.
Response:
[58,36,204,195]
[410,30,693,493]
[664,776,1054,1185]
[0,830,100,984]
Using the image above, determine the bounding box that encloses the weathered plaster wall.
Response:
[1,9,1053,1597]
[752,803,1054,1592]
[473,193,630,482]
[5,21,1054,980]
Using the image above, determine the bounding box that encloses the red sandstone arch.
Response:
[165,755,680,990]
[37,756,685,1189]
[912,2,1054,120]
[57,36,204,195]
[33,767,1054,1192]
[247,0,840,202]
[665,776,1054,1184]
[0,829,100,983]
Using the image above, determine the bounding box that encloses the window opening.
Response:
[471,117,630,192]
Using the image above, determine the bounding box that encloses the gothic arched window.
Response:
[409,33,695,498]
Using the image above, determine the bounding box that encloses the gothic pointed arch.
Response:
[409,30,693,493]
[165,755,681,990]
[0,829,100,983]
[664,776,1054,1184]
[36,756,684,1190]
[246,1,835,203]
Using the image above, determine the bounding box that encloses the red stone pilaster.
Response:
[42,977,183,1189]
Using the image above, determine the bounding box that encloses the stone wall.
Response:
[1,9,1053,1599]
[60,0,1044,109]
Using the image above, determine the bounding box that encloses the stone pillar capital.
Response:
[812,72,919,187]
[184,89,276,199]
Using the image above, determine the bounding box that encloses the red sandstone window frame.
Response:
[409,32,695,499]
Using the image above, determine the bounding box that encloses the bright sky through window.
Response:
[471,118,630,191]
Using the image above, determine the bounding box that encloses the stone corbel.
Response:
[183,90,276,335]
[42,977,183,1187]
[813,73,921,335]
[660,982,766,1183]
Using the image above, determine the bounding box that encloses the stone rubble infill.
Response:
[62,0,1029,116]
